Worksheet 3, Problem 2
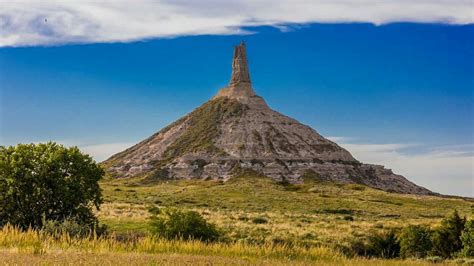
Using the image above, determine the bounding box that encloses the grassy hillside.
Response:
[99,173,473,248]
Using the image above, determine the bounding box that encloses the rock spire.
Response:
[229,41,251,86]
[214,42,262,106]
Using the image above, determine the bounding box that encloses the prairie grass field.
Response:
[99,174,472,247]
[0,225,461,265]
[3,174,473,265]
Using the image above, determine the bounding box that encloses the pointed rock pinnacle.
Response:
[214,42,261,103]
[229,41,251,86]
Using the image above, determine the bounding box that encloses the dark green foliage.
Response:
[351,231,400,259]
[460,219,474,257]
[251,217,268,224]
[0,143,103,230]
[399,225,432,258]
[321,208,354,215]
[366,230,400,258]
[431,210,466,258]
[149,208,219,242]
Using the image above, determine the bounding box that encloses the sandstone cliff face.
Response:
[104,42,432,195]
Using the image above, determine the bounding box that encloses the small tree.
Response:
[431,210,466,258]
[460,219,474,257]
[399,225,432,258]
[0,143,103,230]
[149,207,219,242]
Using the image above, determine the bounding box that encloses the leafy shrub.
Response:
[350,230,400,258]
[0,143,103,230]
[431,210,466,258]
[252,217,268,224]
[399,225,432,258]
[460,219,474,257]
[365,230,400,258]
[149,208,219,242]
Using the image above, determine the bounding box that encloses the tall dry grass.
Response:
[0,225,460,265]
[0,224,341,262]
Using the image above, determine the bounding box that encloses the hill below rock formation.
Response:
[103,42,432,195]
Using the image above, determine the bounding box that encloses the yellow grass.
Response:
[0,225,457,265]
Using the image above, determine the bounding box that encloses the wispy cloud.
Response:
[79,142,135,162]
[0,139,134,162]
[1,0,472,47]
[328,137,474,197]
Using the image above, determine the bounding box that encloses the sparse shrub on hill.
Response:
[460,219,474,257]
[399,225,432,258]
[366,230,400,259]
[350,230,400,259]
[149,207,219,242]
[431,210,466,258]
[251,217,268,224]
[0,143,104,230]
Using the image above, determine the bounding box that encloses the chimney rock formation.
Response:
[103,43,432,195]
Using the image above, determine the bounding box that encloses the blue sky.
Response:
[0,2,473,196]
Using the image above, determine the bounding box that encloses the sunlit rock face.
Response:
[103,43,432,195]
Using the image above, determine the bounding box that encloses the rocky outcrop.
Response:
[103,42,433,195]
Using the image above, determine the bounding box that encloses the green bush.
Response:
[351,230,400,259]
[0,143,103,230]
[149,208,219,242]
[431,210,466,258]
[399,225,432,258]
[252,217,268,224]
[460,219,474,257]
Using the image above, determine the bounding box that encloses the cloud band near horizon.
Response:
[1,0,473,47]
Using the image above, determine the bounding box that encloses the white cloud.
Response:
[328,137,474,197]
[0,139,134,162]
[1,0,472,47]
[79,142,135,162]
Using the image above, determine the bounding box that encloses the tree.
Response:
[0,142,104,229]
[149,207,219,242]
[460,219,474,257]
[431,210,466,258]
[399,225,432,258]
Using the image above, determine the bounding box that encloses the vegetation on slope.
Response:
[162,97,247,160]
